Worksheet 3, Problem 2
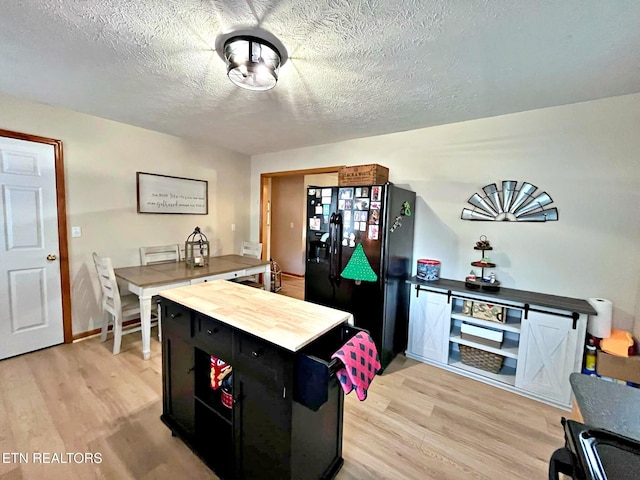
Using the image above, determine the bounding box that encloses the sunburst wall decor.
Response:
[461,181,558,222]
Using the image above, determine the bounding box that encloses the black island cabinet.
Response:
[160,282,360,480]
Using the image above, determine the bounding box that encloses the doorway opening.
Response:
[259,166,341,288]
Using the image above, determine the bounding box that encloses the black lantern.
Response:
[185,226,209,268]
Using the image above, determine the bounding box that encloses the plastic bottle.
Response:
[585,345,597,372]
[220,373,234,409]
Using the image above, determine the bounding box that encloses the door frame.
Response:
[0,128,72,344]
[259,166,342,262]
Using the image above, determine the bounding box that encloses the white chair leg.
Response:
[112,315,123,355]
[157,303,162,342]
[100,310,110,343]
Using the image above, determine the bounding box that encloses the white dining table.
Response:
[114,255,271,359]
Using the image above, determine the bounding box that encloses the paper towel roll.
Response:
[587,298,613,338]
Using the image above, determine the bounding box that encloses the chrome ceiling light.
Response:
[223,35,282,91]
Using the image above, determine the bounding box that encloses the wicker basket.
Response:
[459,344,504,374]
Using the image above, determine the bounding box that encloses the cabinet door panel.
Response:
[235,373,291,479]
[163,334,195,435]
[515,311,577,404]
[407,291,450,363]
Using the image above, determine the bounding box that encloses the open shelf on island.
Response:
[195,395,232,425]
[194,348,233,425]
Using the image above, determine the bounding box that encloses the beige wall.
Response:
[252,93,640,333]
[271,176,305,275]
[305,173,338,188]
[0,93,251,336]
[268,173,338,276]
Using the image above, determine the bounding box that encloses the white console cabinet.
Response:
[406,278,594,410]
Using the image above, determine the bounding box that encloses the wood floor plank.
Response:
[0,275,565,479]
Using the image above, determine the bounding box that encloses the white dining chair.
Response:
[139,244,180,341]
[139,244,181,265]
[235,241,265,289]
[93,252,159,355]
[241,241,263,259]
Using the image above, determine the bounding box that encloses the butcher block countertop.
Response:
[160,280,354,352]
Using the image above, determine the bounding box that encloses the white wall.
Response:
[0,93,251,336]
[252,93,640,333]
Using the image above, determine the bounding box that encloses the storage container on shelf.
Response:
[417,259,441,281]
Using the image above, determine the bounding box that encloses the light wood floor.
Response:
[277,273,304,300]
[0,280,565,479]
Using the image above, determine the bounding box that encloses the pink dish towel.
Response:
[331,332,381,401]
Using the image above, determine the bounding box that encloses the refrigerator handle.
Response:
[335,213,343,283]
[328,213,336,281]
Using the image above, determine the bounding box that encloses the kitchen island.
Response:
[570,372,640,441]
[159,280,358,480]
[547,373,640,478]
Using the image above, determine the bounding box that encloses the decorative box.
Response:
[338,164,389,186]
[471,302,506,323]
[462,300,474,315]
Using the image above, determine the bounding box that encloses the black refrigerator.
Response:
[305,183,416,371]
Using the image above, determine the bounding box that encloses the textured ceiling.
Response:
[0,1,639,155]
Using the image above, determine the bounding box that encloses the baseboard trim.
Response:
[72,318,143,342]
[282,272,304,278]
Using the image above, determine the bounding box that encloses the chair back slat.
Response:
[140,244,181,265]
[241,241,262,259]
[92,252,122,315]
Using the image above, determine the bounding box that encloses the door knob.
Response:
[46,254,57,261]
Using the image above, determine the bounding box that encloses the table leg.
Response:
[140,294,153,360]
[263,264,271,292]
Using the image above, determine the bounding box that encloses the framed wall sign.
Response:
[136,172,208,215]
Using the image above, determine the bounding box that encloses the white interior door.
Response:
[0,136,63,360]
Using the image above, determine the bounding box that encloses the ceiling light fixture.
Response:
[223,35,282,91]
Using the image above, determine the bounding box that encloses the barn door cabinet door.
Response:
[515,310,581,405]
[407,290,451,364]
